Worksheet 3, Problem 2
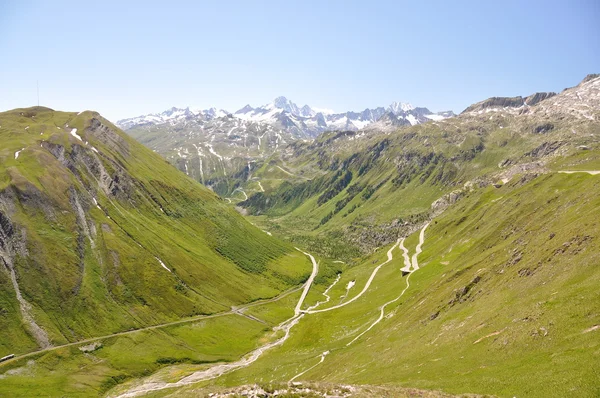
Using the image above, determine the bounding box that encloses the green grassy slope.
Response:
[168,168,599,398]
[131,77,600,397]
[0,107,311,358]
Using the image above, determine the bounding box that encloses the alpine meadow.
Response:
[0,2,598,397]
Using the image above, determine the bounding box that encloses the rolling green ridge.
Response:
[0,107,312,392]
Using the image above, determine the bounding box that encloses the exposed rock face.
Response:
[581,73,600,84]
[524,141,565,158]
[525,92,556,106]
[0,189,51,349]
[532,123,555,134]
[462,92,556,113]
[462,96,525,113]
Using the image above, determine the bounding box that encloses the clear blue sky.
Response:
[1,0,598,121]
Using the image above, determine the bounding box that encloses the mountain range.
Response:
[117,96,455,138]
[118,97,455,195]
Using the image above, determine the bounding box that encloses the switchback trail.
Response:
[303,240,400,314]
[349,223,428,346]
[399,238,411,272]
[113,224,426,396]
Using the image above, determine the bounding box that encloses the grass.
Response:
[2,101,600,398]
[0,107,311,362]
[155,163,600,398]
[0,314,269,397]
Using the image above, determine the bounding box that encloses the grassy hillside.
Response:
[99,75,600,397]
[0,107,311,360]
[135,163,600,398]
[240,79,600,262]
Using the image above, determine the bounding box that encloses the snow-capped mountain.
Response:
[118,96,454,139]
[116,97,455,193]
[227,96,453,138]
[117,106,229,130]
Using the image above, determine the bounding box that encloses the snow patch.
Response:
[406,114,418,125]
[70,128,82,141]
[14,148,25,159]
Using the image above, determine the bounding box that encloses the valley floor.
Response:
[108,224,431,397]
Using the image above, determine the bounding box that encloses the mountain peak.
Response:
[272,96,300,114]
[388,101,414,114]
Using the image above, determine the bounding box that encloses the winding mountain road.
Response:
[303,240,400,314]
[110,223,428,396]
[349,223,428,345]
[294,222,430,382]
[113,248,319,397]
[399,238,411,273]
[346,272,414,346]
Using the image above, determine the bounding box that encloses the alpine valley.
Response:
[0,74,599,398]
[118,97,454,196]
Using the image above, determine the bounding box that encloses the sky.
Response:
[1,0,598,121]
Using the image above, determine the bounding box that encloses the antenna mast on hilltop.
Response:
[37,80,39,106]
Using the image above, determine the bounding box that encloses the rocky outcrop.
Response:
[462,92,556,113]
[532,123,555,134]
[0,189,51,348]
[524,141,565,158]
[525,92,556,106]
[431,189,466,217]
[462,96,525,113]
[41,140,133,202]
[581,73,600,84]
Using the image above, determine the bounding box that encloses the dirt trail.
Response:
[305,240,400,314]
[289,351,329,383]
[113,249,320,397]
[257,181,265,192]
[305,274,340,312]
[276,165,296,177]
[410,222,429,271]
[1,285,303,369]
[558,170,600,175]
[399,238,411,273]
